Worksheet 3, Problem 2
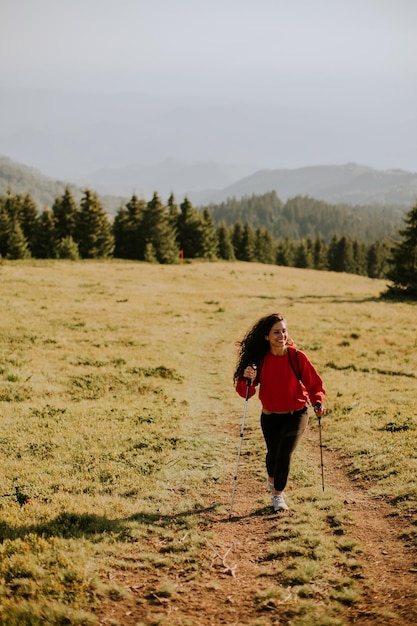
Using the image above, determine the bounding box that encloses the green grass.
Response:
[0,259,416,625]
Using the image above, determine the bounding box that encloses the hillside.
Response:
[0,157,409,243]
[0,156,123,214]
[80,161,417,208]
[0,260,416,625]
[2,154,416,213]
[190,163,417,206]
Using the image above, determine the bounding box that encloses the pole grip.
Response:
[244,379,251,400]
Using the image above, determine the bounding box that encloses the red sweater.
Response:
[236,348,325,413]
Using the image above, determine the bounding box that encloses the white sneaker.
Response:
[271,493,289,512]
[266,479,275,494]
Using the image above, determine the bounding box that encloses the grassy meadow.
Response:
[0,259,416,625]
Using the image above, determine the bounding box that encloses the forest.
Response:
[0,186,415,292]
[206,191,405,242]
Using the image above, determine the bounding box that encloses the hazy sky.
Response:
[2,0,416,99]
[1,0,417,174]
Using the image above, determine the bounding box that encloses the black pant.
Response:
[260,408,309,492]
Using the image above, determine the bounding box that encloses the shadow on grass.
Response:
[0,504,222,542]
[127,503,220,526]
[252,294,386,305]
[0,512,123,542]
[303,292,416,305]
[296,294,384,305]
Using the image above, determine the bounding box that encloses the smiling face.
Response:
[265,320,289,355]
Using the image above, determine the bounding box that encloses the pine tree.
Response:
[231,221,245,260]
[294,239,313,269]
[327,234,339,271]
[385,202,417,298]
[167,193,180,227]
[0,191,19,258]
[144,242,158,263]
[112,206,129,258]
[7,222,30,259]
[113,194,146,259]
[276,237,295,267]
[0,201,12,258]
[313,234,328,270]
[240,223,256,262]
[142,192,179,264]
[19,193,39,253]
[33,208,57,258]
[3,190,19,224]
[0,191,31,258]
[200,208,219,260]
[328,235,355,273]
[217,222,235,260]
[367,240,389,279]
[254,227,276,264]
[177,197,203,258]
[76,190,114,258]
[53,187,78,241]
[305,236,315,268]
[56,236,80,260]
[352,239,367,275]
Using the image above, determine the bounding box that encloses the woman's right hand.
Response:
[243,364,257,384]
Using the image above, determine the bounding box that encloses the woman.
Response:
[234,313,326,512]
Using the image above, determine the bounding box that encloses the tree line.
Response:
[206,191,405,243]
[0,187,416,296]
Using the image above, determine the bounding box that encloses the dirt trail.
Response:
[96,437,417,626]
[97,346,417,624]
[307,441,417,623]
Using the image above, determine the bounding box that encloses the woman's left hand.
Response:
[314,402,325,417]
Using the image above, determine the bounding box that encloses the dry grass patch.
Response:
[0,259,416,625]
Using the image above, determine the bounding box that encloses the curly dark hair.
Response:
[233,313,295,383]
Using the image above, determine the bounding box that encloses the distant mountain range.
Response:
[1,85,417,193]
[80,158,253,200]
[1,156,416,217]
[82,159,417,207]
[192,163,417,207]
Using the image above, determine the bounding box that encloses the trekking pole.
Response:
[318,415,325,491]
[314,403,325,491]
[229,380,251,517]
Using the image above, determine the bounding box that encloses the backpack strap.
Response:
[287,347,303,383]
[254,357,264,384]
